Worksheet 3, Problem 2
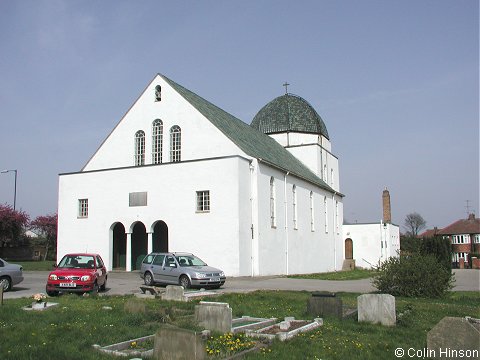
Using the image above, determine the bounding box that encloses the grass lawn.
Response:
[0,291,478,360]
[12,260,55,271]
[287,268,375,281]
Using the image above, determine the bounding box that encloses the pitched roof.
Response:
[438,214,480,235]
[161,74,340,195]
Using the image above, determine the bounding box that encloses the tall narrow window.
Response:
[134,130,145,166]
[310,191,315,232]
[324,196,328,233]
[170,125,181,162]
[196,191,210,212]
[292,185,298,230]
[152,119,163,164]
[78,199,88,218]
[270,177,276,228]
[155,85,161,101]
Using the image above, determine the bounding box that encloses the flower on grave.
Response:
[130,341,137,349]
[31,293,46,303]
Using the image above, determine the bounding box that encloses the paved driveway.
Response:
[3,269,478,300]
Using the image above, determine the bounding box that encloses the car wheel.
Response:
[179,275,191,289]
[100,277,107,291]
[0,277,11,292]
[144,272,154,286]
[90,282,99,296]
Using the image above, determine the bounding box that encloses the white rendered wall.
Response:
[343,223,400,269]
[58,157,250,276]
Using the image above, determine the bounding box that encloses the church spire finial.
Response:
[283,82,290,94]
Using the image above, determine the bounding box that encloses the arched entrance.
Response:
[345,238,353,259]
[112,223,126,270]
[131,222,148,270]
[152,220,168,252]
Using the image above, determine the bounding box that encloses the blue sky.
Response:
[0,0,478,231]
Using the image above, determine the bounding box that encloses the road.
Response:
[3,269,479,300]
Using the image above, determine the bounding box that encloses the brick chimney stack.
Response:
[382,188,391,223]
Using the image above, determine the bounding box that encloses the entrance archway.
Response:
[345,238,353,259]
[112,222,126,270]
[131,222,148,270]
[152,221,168,252]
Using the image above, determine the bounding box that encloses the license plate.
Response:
[211,278,220,282]
[60,282,76,288]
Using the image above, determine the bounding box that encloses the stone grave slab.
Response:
[195,301,232,333]
[357,294,396,326]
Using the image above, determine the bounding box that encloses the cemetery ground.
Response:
[0,290,479,360]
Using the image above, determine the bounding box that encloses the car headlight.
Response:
[219,272,225,277]
[49,274,58,280]
[81,275,91,282]
[195,273,207,278]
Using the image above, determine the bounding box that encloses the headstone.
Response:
[162,285,187,302]
[153,325,206,360]
[124,299,146,314]
[307,292,343,319]
[427,317,480,359]
[195,301,232,333]
[357,294,396,326]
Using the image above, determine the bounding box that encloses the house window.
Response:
[453,252,469,263]
[270,177,276,228]
[196,191,210,212]
[292,185,298,230]
[474,235,480,244]
[324,196,328,233]
[452,234,471,244]
[155,85,161,101]
[170,125,181,162]
[152,119,163,164]
[134,130,145,166]
[310,191,315,232]
[78,199,88,218]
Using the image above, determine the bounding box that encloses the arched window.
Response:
[155,85,161,101]
[152,119,163,164]
[134,130,145,166]
[310,191,315,232]
[270,177,276,228]
[170,125,181,162]
[292,185,298,230]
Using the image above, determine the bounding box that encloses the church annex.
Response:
[57,74,344,276]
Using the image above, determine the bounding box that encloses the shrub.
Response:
[372,253,454,298]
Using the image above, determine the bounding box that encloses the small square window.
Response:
[196,191,210,212]
[78,199,88,218]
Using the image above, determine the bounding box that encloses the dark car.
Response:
[0,257,24,291]
[46,253,107,296]
[140,252,226,289]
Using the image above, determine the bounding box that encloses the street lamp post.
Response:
[1,169,17,210]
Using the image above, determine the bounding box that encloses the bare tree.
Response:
[404,212,427,237]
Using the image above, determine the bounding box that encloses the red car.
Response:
[46,253,107,296]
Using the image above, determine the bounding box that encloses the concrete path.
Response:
[3,269,478,300]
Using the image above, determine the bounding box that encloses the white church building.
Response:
[57,73,345,277]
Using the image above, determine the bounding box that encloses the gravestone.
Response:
[153,325,206,360]
[357,294,396,326]
[427,317,480,359]
[307,292,343,319]
[195,301,232,333]
[162,285,187,302]
[124,299,147,314]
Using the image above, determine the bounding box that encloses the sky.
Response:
[0,0,478,232]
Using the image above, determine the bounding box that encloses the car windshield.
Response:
[175,255,207,267]
[58,255,95,269]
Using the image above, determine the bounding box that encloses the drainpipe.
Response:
[249,160,255,277]
[284,171,290,275]
[332,192,337,270]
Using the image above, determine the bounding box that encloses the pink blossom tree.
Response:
[0,204,29,247]
[31,213,57,260]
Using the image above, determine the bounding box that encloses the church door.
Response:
[152,221,168,252]
[345,238,353,259]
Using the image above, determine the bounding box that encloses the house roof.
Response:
[437,214,480,235]
[251,93,329,139]
[419,228,441,238]
[161,74,341,195]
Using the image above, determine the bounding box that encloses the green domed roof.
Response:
[251,94,329,139]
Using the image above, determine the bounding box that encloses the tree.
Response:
[0,204,29,247]
[404,212,426,237]
[31,213,57,261]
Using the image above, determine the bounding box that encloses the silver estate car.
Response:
[140,252,226,289]
[0,257,24,291]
